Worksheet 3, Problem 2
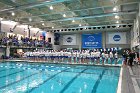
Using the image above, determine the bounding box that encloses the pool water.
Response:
[0,62,120,93]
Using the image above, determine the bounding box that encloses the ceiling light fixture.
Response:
[29,18,32,22]
[46,0,51,2]
[50,5,53,10]
[63,14,66,17]
[72,20,75,23]
[116,21,119,23]
[52,26,54,29]
[0,18,3,21]
[42,23,45,26]
[79,24,81,26]
[117,25,120,28]
[113,6,118,11]
[11,12,15,16]
[115,15,119,19]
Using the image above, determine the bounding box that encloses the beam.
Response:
[0,0,72,13]
[9,1,139,19]
[38,18,134,29]
[22,10,137,24]
[49,23,133,31]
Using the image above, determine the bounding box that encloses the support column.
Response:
[138,3,140,52]
[79,34,82,50]
[102,31,106,48]
[139,3,140,16]
[0,21,1,32]
[28,25,30,38]
[6,46,10,57]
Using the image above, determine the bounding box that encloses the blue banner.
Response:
[82,33,102,48]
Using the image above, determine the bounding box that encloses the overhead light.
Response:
[113,7,118,11]
[0,18,3,21]
[63,14,66,17]
[116,21,119,23]
[52,26,54,29]
[46,0,51,2]
[79,24,81,26]
[72,20,75,23]
[50,5,53,10]
[29,18,32,22]
[11,12,15,16]
[115,15,119,19]
[42,23,45,26]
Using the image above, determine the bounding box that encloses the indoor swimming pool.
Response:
[0,62,120,93]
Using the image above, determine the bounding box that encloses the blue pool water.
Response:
[0,62,120,93]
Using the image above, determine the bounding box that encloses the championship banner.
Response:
[82,33,102,48]
[63,35,76,45]
[107,32,126,44]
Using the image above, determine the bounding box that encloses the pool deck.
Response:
[121,65,140,93]
[1,59,122,67]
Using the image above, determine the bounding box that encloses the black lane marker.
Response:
[0,68,15,73]
[26,68,70,93]
[0,70,42,89]
[91,69,106,93]
[0,70,25,79]
[59,68,88,93]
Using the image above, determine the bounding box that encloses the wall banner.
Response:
[82,33,102,48]
[107,32,126,44]
[63,35,76,45]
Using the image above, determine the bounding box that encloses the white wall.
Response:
[60,34,81,49]
[46,32,54,44]
[131,14,140,49]
[1,21,43,38]
[106,31,131,48]
[60,31,131,50]
[130,3,140,58]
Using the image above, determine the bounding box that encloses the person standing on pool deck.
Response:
[91,50,95,64]
[67,51,72,63]
[96,49,101,64]
[72,50,77,63]
[104,51,109,64]
[76,51,80,63]
[128,50,135,66]
[101,51,105,65]
[114,52,118,65]
[122,50,127,65]
[86,50,91,64]
[109,50,114,65]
